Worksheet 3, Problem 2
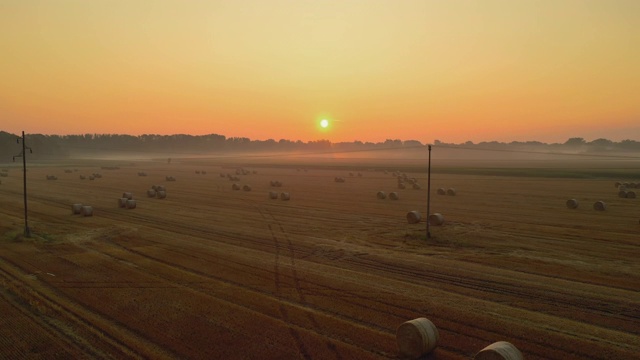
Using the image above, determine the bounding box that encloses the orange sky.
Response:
[1,0,639,144]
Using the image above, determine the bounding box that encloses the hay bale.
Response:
[396,317,439,359]
[71,203,83,215]
[243,185,252,191]
[81,206,93,217]
[389,192,399,200]
[122,192,133,200]
[118,198,128,208]
[89,175,95,180]
[618,190,628,198]
[147,189,156,197]
[428,213,445,226]
[437,188,446,195]
[232,183,241,190]
[377,191,387,199]
[156,185,166,192]
[269,191,279,199]
[125,199,136,209]
[156,190,167,199]
[280,192,290,201]
[412,183,421,190]
[447,188,456,196]
[593,201,606,211]
[406,211,421,224]
[398,183,406,189]
[628,182,637,188]
[566,199,579,209]
[474,341,523,360]
[626,191,636,199]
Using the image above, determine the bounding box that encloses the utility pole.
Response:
[13,131,32,237]
[426,144,432,239]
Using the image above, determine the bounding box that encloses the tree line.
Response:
[1,131,639,161]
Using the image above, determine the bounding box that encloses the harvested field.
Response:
[0,156,639,359]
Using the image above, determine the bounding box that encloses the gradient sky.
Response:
[1,0,639,144]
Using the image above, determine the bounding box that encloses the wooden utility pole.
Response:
[13,131,32,237]
[426,144,432,239]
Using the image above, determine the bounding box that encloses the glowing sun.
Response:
[320,119,329,128]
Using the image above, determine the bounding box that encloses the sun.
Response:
[320,119,329,128]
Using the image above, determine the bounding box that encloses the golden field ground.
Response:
[0,153,639,359]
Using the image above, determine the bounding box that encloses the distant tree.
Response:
[564,137,586,146]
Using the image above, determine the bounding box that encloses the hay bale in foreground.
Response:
[147,189,157,197]
[243,185,252,191]
[437,188,446,195]
[398,183,406,189]
[474,341,523,360]
[406,211,421,224]
[626,191,636,199]
[593,201,606,211]
[81,206,93,217]
[280,192,290,201]
[566,199,579,209]
[396,317,439,359]
[377,191,387,199]
[268,191,279,199]
[428,213,445,226]
[389,192,399,200]
[156,190,167,199]
[447,188,456,196]
[122,192,133,200]
[232,183,241,190]
[412,183,421,190]
[618,190,628,198]
[118,198,128,208]
[125,199,136,209]
[71,203,83,215]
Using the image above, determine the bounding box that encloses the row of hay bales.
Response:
[165,176,176,181]
[437,188,456,196]
[616,181,638,189]
[232,183,252,191]
[235,167,257,175]
[334,177,346,183]
[137,172,148,176]
[377,191,399,200]
[79,173,103,180]
[349,172,363,177]
[270,180,283,187]
[269,191,290,200]
[71,203,93,217]
[566,199,609,211]
[397,317,522,359]
[618,189,636,199]
[46,175,58,180]
[64,169,73,173]
[148,185,167,199]
[222,173,241,181]
[406,211,445,225]
[195,170,207,175]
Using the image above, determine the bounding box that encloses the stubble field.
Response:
[0,154,639,359]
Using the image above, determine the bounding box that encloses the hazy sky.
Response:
[1,0,639,143]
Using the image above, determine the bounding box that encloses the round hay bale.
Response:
[122,192,133,200]
[79,175,86,180]
[280,192,291,201]
[389,192,399,200]
[412,183,421,190]
[156,190,167,199]
[446,188,456,196]
[428,213,445,226]
[474,341,523,360]
[396,317,439,359]
[398,183,406,189]
[147,189,157,197]
[125,199,137,209]
[232,183,241,190]
[614,181,621,188]
[593,201,606,211]
[377,191,387,199]
[566,199,579,209]
[243,185,252,191]
[156,185,166,192]
[406,211,421,224]
[618,190,628,198]
[118,198,128,208]
[81,206,93,217]
[269,191,279,199]
[626,191,636,199]
[437,188,446,195]
[629,182,637,188]
[71,203,83,215]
